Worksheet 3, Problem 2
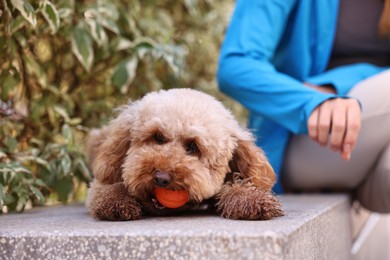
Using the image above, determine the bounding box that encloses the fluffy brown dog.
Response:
[86,89,284,220]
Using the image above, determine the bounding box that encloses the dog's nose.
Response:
[153,171,172,187]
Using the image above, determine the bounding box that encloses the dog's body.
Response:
[86,89,284,220]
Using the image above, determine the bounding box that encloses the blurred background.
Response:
[0,0,248,213]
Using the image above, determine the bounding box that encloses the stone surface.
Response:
[352,213,390,260]
[0,194,352,260]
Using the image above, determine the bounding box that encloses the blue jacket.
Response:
[217,0,387,193]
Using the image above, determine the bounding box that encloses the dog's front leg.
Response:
[86,180,142,221]
[216,183,284,220]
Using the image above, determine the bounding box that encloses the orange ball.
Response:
[154,188,189,209]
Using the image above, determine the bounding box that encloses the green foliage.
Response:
[0,0,238,213]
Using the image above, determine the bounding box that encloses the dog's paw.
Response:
[216,184,284,220]
[87,182,142,221]
[91,197,142,221]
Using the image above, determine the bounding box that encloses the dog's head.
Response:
[90,89,275,213]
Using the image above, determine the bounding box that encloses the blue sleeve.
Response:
[217,0,337,134]
[306,63,388,95]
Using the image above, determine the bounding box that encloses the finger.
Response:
[329,101,347,152]
[341,147,351,161]
[341,101,362,160]
[317,102,332,146]
[308,108,319,141]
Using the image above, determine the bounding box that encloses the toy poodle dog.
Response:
[86,88,284,220]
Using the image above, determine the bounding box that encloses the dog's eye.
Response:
[153,133,166,144]
[185,141,199,155]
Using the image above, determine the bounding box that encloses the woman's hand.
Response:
[305,83,362,160]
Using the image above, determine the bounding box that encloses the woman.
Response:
[218,0,390,212]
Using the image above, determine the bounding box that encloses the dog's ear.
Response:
[229,134,276,191]
[89,110,132,184]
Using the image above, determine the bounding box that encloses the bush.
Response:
[0,0,240,213]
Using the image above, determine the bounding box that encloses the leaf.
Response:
[0,69,20,99]
[0,150,7,159]
[0,184,4,204]
[61,155,72,175]
[6,137,17,152]
[133,38,156,49]
[111,56,138,94]
[67,117,82,126]
[53,176,73,203]
[23,55,48,86]
[133,38,156,59]
[2,0,12,35]
[61,124,72,141]
[47,106,57,126]
[57,7,73,18]
[10,0,37,28]
[97,2,119,21]
[30,186,45,205]
[10,16,26,34]
[118,8,141,36]
[35,157,51,171]
[0,167,15,182]
[157,44,187,76]
[111,37,133,51]
[4,194,16,205]
[6,38,17,56]
[40,0,60,34]
[86,19,107,47]
[184,0,200,16]
[30,138,44,147]
[34,179,47,188]
[13,166,31,174]
[53,105,70,121]
[110,37,156,55]
[13,31,28,48]
[71,24,94,72]
[98,17,120,34]
[74,158,92,181]
[84,8,120,34]
[18,155,51,172]
[15,190,29,212]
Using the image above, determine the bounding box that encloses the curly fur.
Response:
[216,182,284,220]
[86,88,284,220]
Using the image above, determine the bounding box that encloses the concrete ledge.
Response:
[352,212,390,260]
[0,195,352,259]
